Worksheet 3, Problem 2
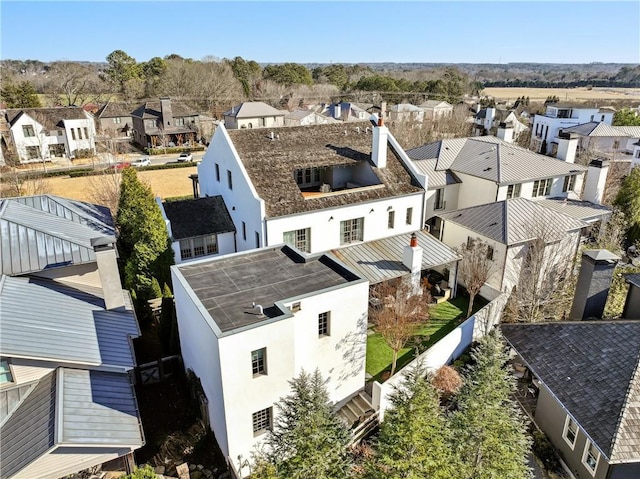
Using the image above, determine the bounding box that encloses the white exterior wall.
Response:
[532,108,613,154]
[495,174,584,202]
[424,185,460,221]
[266,193,423,253]
[440,221,506,291]
[172,231,236,264]
[199,126,266,252]
[225,116,285,130]
[64,115,96,157]
[455,173,498,209]
[11,114,50,162]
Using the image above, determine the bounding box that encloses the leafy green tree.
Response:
[450,330,532,479]
[614,167,640,244]
[253,369,352,479]
[263,63,313,86]
[115,168,174,294]
[314,64,349,90]
[354,74,399,92]
[227,56,262,97]
[368,366,456,479]
[613,108,640,126]
[122,465,157,479]
[0,80,42,108]
[104,50,141,93]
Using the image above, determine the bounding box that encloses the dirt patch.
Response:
[483,87,640,102]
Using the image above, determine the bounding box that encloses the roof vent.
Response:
[356,126,360,134]
[251,302,265,317]
[365,127,370,133]
[344,130,348,135]
[270,131,274,140]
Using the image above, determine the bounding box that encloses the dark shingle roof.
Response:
[502,322,640,463]
[227,122,422,218]
[95,101,137,118]
[163,196,235,240]
[6,107,88,130]
[131,100,197,119]
[438,197,586,246]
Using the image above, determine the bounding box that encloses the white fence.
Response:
[371,292,508,421]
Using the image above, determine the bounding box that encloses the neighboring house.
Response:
[405,136,597,236]
[437,197,585,293]
[158,196,236,264]
[197,120,426,254]
[388,103,425,123]
[322,102,370,122]
[559,122,631,155]
[94,101,136,140]
[531,104,615,154]
[473,108,528,138]
[132,98,200,148]
[503,320,640,479]
[171,244,370,477]
[419,100,453,120]
[4,107,96,163]
[613,125,640,154]
[222,102,285,130]
[284,109,339,126]
[0,195,143,479]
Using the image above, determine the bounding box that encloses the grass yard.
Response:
[366,295,488,382]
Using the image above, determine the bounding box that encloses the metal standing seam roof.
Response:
[536,198,612,223]
[438,197,586,246]
[614,126,640,138]
[330,230,460,285]
[0,195,115,276]
[411,158,462,189]
[502,322,640,463]
[561,122,630,138]
[0,276,139,368]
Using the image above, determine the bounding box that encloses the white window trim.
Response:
[562,415,578,450]
[581,440,600,476]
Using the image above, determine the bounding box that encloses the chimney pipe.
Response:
[410,232,418,247]
[556,131,578,163]
[91,237,125,310]
[569,249,619,320]
[371,114,388,169]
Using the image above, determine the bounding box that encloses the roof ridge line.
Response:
[608,348,640,461]
[496,142,502,183]
[503,199,509,244]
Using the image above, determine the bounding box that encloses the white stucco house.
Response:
[4,107,96,163]
[222,102,285,130]
[388,103,425,123]
[530,104,615,154]
[284,109,339,126]
[419,100,453,120]
[171,245,370,477]
[559,122,634,155]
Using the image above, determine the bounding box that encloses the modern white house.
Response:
[4,107,96,163]
[158,196,237,263]
[419,100,453,120]
[284,109,339,126]
[388,103,425,123]
[197,119,426,254]
[171,245,370,477]
[0,195,143,479]
[222,102,285,130]
[559,122,633,155]
[530,104,615,154]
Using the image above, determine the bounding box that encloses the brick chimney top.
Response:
[410,233,418,247]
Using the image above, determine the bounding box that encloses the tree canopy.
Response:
[614,167,640,245]
[613,108,640,126]
[0,80,42,108]
[263,62,313,87]
[104,50,141,93]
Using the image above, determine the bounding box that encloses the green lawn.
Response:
[365,295,487,382]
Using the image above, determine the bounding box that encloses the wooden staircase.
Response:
[336,391,378,444]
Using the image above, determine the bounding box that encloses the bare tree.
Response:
[1,167,50,197]
[370,279,431,376]
[457,238,497,318]
[46,62,92,106]
[88,169,122,214]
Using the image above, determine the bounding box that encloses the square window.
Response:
[406,207,413,225]
[0,359,13,384]
[582,441,600,475]
[252,407,272,436]
[387,210,395,229]
[22,125,35,137]
[562,415,578,449]
[283,228,310,253]
[251,348,267,376]
[507,184,521,199]
[318,311,330,337]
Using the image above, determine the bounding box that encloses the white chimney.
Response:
[582,159,610,205]
[91,237,125,310]
[371,115,388,169]
[632,141,640,170]
[485,107,496,130]
[334,103,341,119]
[496,123,514,143]
[402,233,423,295]
[556,131,578,163]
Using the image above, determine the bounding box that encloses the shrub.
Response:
[145,146,205,155]
[532,429,562,473]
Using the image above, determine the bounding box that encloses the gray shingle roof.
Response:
[131,100,197,120]
[5,107,88,130]
[0,195,114,275]
[0,371,56,479]
[330,230,460,284]
[406,137,587,186]
[223,101,284,118]
[502,322,640,463]
[438,198,586,245]
[95,102,137,119]
[226,122,422,218]
[163,196,235,240]
[561,122,629,138]
[536,198,612,223]
[0,276,139,368]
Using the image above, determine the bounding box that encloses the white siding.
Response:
[8,358,56,385]
[455,173,498,209]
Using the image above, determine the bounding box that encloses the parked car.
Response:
[108,161,131,171]
[131,157,151,168]
[177,152,193,162]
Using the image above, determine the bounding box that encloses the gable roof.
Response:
[95,101,136,119]
[420,100,452,109]
[163,196,235,240]
[406,136,587,186]
[225,122,422,218]
[223,101,284,119]
[561,122,629,138]
[6,107,88,130]
[131,100,197,119]
[614,126,640,139]
[438,197,586,246]
[0,195,114,276]
[502,322,640,463]
[390,103,423,112]
[0,276,139,368]
[536,198,612,223]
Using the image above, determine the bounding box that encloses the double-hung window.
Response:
[582,441,600,475]
[318,311,330,337]
[388,210,395,229]
[434,188,445,210]
[562,415,578,449]
[22,125,35,137]
[532,178,552,197]
[563,175,576,193]
[405,207,413,225]
[506,184,521,199]
[340,218,364,244]
[283,228,311,253]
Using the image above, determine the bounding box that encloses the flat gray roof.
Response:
[176,246,361,333]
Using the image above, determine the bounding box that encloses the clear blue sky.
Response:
[2,1,639,64]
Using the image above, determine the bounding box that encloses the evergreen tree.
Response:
[0,80,42,108]
[614,167,640,244]
[613,108,640,126]
[450,330,532,479]
[253,369,352,479]
[369,366,456,479]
